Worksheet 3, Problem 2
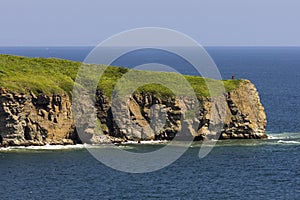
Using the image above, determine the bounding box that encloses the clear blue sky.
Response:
[1,0,300,46]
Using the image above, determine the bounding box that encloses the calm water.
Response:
[0,47,299,199]
[1,140,299,200]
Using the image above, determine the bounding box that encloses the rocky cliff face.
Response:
[0,80,267,147]
[221,80,266,139]
[0,88,77,147]
[94,80,267,141]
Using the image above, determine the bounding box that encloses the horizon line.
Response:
[1,45,300,48]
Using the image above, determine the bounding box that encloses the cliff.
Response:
[0,88,77,146]
[0,55,267,146]
[0,80,266,147]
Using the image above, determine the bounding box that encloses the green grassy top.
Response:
[0,54,242,98]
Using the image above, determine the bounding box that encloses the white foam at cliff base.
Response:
[277,140,300,144]
[0,144,86,151]
[121,140,168,145]
[268,132,300,140]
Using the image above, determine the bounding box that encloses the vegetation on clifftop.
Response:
[0,54,242,97]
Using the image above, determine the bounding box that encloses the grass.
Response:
[0,54,242,98]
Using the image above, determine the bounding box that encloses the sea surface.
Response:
[0,46,299,199]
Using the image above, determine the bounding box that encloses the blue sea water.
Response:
[0,46,299,199]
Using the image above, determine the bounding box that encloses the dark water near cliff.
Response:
[0,46,300,199]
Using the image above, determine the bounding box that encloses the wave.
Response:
[0,142,166,152]
[267,132,300,140]
[121,140,168,145]
[277,140,300,144]
[267,132,300,145]
[0,144,86,151]
[1,132,300,151]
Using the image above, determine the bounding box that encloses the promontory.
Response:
[0,55,267,147]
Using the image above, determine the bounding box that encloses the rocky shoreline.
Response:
[0,80,267,147]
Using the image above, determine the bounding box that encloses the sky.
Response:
[1,0,300,46]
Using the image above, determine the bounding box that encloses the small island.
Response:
[0,54,267,147]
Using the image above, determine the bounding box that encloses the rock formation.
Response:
[0,88,77,146]
[0,80,267,147]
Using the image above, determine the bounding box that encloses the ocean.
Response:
[0,46,299,199]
